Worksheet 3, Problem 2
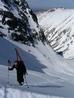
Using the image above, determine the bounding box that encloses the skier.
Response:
[8,48,27,85]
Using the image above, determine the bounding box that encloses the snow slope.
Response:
[37,9,74,59]
[1,1,74,98]
[0,37,74,98]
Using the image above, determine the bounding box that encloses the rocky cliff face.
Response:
[0,0,40,44]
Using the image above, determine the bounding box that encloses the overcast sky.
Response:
[26,0,74,10]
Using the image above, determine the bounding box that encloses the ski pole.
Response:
[24,75,29,88]
[8,60,11,85]
[8,67,9,84]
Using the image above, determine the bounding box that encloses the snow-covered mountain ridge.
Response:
[1,1,74,98]
[37,9,74,58]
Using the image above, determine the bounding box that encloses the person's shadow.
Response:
[0,38,47,73]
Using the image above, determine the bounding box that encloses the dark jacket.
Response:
[9,60,27,84]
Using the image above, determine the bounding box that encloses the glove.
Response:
[8,60,11,64]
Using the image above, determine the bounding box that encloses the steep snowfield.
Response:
[37,9,74,59]
[0,37,74,98]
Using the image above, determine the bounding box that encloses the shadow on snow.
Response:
[0,38,46,73]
